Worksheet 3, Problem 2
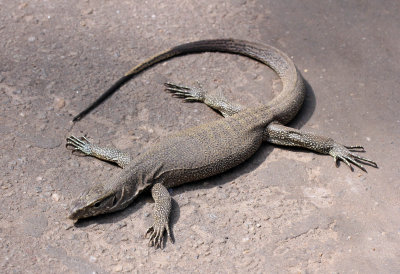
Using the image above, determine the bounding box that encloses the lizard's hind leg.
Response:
[264,123,377,172]
[164,82,243,117]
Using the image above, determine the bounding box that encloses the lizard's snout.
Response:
[68,201,84,220]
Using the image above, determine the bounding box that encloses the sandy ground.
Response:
[1,0,399,273]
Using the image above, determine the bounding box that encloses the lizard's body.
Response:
[67,39,376,248]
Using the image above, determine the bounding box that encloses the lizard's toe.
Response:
[329,142,377,172]
[164,82,205,102]
[146,225,164,249]
[66,136,93,155]
[145,222,173,249]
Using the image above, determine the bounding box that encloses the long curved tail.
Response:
[73,39,305,123]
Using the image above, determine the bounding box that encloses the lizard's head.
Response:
[68,176,147,221]
[68,183,123,220]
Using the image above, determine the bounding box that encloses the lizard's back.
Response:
[133,105,273,188]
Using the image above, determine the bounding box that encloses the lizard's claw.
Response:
[145,222,173,249]
[164,82,205,102]
[66,135,93,155]
[329,143,377,172]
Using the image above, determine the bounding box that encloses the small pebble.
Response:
[54,97,65,109]
[52,193,60,202]
[5,191,14,197]
[84,9,93,15]
[117,222,127,229]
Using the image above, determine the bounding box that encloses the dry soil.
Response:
[1,0,399,273]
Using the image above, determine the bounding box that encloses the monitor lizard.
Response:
[66,39,377,248]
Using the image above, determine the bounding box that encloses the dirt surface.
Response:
[1,0,399,273]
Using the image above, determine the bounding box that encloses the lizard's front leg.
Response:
[66,136,131,168]
[264,123,378,171]
[164,82,243,117]
[145,183,173,249]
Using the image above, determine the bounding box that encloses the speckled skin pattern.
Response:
[66,39,377,248]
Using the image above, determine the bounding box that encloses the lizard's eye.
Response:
[112,196,118,207]
[94,201,101,208]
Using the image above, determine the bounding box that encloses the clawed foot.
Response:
[145,222,173,249]
[66,136,93,155]
[329,143,377,172]
[164,82,205,102]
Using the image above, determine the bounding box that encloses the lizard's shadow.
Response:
[74,80,315,243]
[290,80,315,129]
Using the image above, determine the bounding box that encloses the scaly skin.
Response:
[66,39,377,249]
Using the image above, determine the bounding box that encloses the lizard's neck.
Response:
[109,161,155,208]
